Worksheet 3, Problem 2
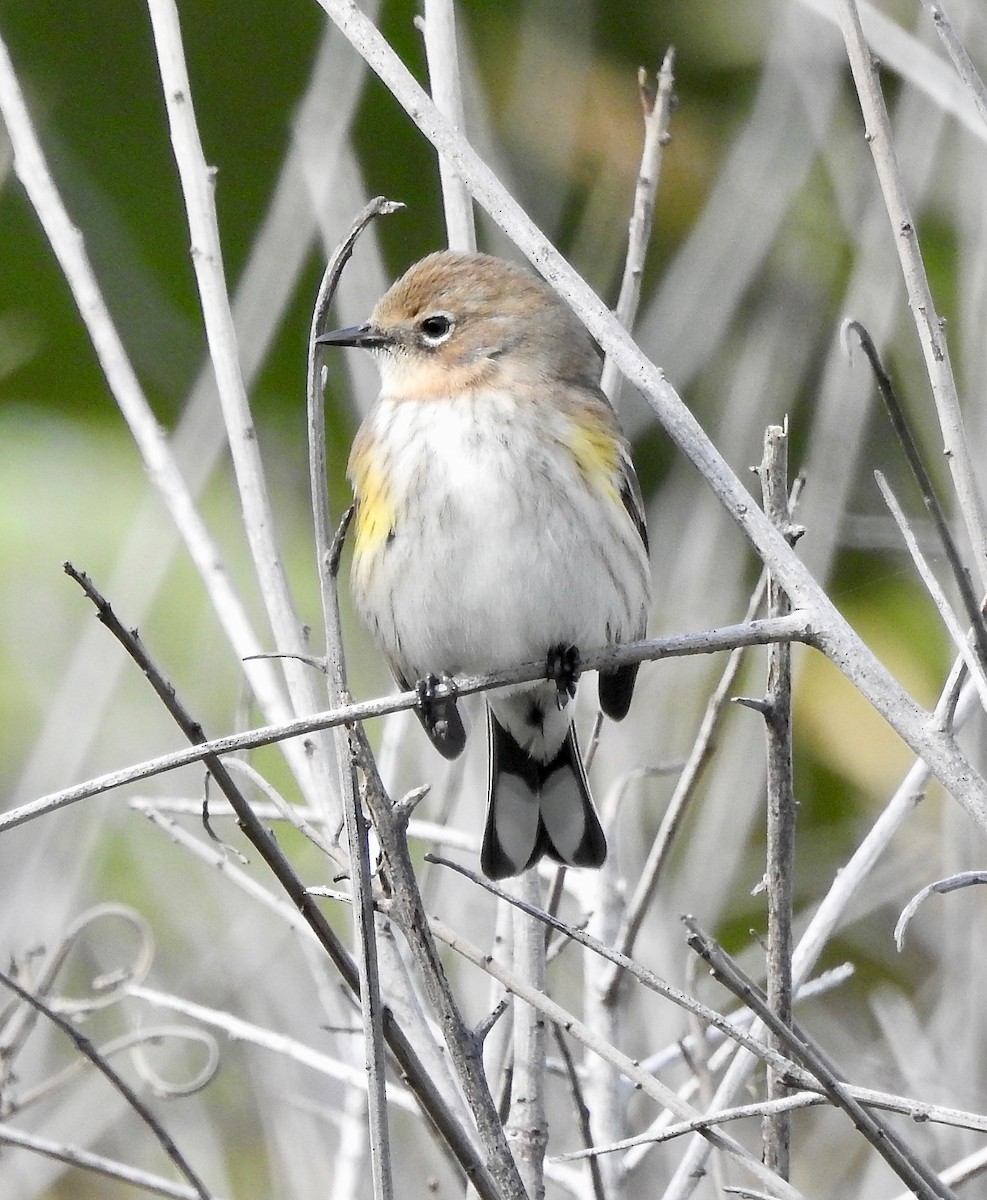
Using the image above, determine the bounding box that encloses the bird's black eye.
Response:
[418,313,454,345]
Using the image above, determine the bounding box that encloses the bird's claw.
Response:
[546,643,581,708]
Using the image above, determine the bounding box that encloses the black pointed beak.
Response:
[316,323,391,350]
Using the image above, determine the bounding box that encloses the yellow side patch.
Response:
[567,416,620,501]
[350,450,396,565]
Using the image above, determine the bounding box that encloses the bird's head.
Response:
[317,251,600,398]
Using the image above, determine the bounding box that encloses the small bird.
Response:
[318,251,651,879]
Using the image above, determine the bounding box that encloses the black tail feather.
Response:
[482,712,606,880]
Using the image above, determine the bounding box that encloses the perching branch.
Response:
[2,607,814,834]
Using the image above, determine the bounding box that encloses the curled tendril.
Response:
[12,1025,220,1112]
[2,905,220,1117]
[35,904,155,1015]
[895,871,987,951]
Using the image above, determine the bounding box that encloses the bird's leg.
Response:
[546,643,581,708]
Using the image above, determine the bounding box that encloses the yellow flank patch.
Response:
[350,451,396,563]
[567,415,620,501]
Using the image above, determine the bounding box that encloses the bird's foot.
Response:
[546,643,581,708]
[417,672,460,743]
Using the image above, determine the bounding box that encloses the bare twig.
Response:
[874,470,987,711]
[308,196,404,1200]
[426,854,802,1077]
[0,1121,219,1200]
[601,48,676,406]
[795,0,987,145]
[847,320,987,675]
[889,1145,987,1199]
[684,918,961,1200]
[663,676,979,1196]
[506,871,548,1197]
[145,0,337,750]
[422,910,809,1200]
[347,728,528,1200]
[552,1027,606,1200]
[417,0,476,251]
[603,466,805,999]
[756,424,800,1178]
[557,1079,987,1160]
[0,23,302,781]
[918,0,987,127]
[9,1024,218,1113]
[556,1092,826,1161]
[126,983,417,1110]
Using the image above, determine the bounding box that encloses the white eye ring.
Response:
[418,312,455,346]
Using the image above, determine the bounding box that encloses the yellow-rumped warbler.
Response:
[318,251,651,879]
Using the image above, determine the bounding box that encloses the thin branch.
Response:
[506,871,548,1197]
[145,0,334,738]
[348,729,529,1200]
[308,197,403,1200]
[556,1092,828,1161]
[662,676,980,1196]
[603,470,806,998]
[847,320,987,675]
[795,0,987,145]
[889,1145,987,1199]
[918,0,987,127]
[9,1025,218,1113]
[552,1027,606,1200]
[601,48,676,406]
[417,0,476,251]
[0,1121,219,1200]
[757,423,799,1180]
[126,983,418,1111]
[874,470,987,711]
[2,610,814,833]
[0,24,299,764]
[426,854,803,1079]
[558,1078,987,1161]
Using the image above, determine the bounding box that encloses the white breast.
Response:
[353,391,649,684]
